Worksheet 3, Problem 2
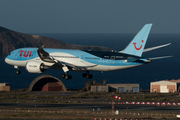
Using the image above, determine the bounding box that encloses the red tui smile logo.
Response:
[133,40,144,50]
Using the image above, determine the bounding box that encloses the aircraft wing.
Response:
[37,46,77,68]
[143,43,171,52]
[37,46,97,69]
[37,45,58,63]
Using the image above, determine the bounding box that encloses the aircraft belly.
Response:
[5,58,30,67]
[5,59,27,67]
[88,64,143,71]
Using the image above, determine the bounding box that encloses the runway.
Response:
[0,102,180,111]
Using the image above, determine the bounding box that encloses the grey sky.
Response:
[0,0,180,33]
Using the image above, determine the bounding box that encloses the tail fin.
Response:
[121,23,153,57]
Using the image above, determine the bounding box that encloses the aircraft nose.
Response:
[5,58,10,64]
[5,58,8,63]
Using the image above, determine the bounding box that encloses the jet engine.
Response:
[25,61,46,73]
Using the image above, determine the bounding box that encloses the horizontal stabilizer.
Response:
[148,56,173,60]
[143,43,171,52]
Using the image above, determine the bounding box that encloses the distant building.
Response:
[0,83,10,91]
[90,84,139,92]
[29,75,66,91]
[150,79,180,93]
[91,86,108,92]
[107,84,139,92]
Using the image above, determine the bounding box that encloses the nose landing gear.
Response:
[14,66,21,74]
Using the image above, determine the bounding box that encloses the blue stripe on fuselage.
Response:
[6,48,145,66]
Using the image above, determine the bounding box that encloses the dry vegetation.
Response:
[0,89,179,119]
[0,89,180,104]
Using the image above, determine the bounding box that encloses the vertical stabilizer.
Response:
[121,24,153,57]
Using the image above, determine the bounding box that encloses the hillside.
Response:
[0,26,112,57]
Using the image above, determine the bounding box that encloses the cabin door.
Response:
[110,56,115,64]
[14,51,18,59]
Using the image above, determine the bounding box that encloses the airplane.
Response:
[5,23,171,79]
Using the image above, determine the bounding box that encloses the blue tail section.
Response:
[121,24,153,57]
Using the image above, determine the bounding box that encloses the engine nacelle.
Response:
[25,61,46,73]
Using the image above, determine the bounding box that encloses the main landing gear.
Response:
[61,69,93,80]
[82,71,93,79]
[61,73,72,80]
[61,66,72,80]
[61,71,93,80]
[61,71,93,79]
[14,66,21,74]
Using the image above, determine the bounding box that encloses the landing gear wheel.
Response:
[65,75,69,80]
[64,75,72,80]
[82,71,93,79]
[86,74,89,79]
[16,70,21,74]
[82,73,86,77]
[68,75,72,79]
[86,74,93,79]
[61,74,66,78]
[89,74,93,79]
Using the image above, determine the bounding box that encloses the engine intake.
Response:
[25,61,46,73]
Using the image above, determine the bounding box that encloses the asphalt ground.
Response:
[1,91,180,119]
[0,102,180,112]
